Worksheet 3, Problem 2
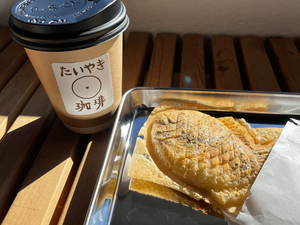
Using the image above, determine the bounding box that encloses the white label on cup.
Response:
[52,53,114,115]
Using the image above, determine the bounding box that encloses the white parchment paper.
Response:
[224,118,300,225]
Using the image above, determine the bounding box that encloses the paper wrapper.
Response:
[224,118,300,225]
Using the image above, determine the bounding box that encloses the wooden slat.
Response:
[172,72,180,88]
[240,36,281,92]
[212,35,243,90]
[269,37,300,92]
[180,34,205,88]
[123,32,152,93]
[2,119,85,225]
[0,60,40,140]
[0,27,12,52]
[0,41,27,91]
[57,127,113,225]
[0,85,56,222]
[145,33,177,87]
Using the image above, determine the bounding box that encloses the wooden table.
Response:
[0,26,300,225]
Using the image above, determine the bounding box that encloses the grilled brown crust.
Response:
[139,101,281,214]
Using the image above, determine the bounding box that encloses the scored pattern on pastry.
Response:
[148,109,259,211]
[130,101,282,216]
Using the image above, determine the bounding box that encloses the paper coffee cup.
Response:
[9,0,129,134]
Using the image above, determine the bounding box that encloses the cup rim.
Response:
[9,1,129,51]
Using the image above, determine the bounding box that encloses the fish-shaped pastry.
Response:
[128,101,282,217]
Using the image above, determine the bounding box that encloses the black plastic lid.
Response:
[9,0,129,51]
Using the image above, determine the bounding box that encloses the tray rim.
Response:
[84,87,300,225]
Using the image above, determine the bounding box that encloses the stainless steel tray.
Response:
[84,88,300,225]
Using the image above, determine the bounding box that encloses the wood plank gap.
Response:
[57,127,113,225]
[0,41,27,91]
[2,119,86,225]
[269,37,300,92]
[240,36,281,92]
[145,33,177,87]
[50,133,90,225]
[0,85,56,223]
[123,32,152,93]
[0,27,12,53]
[0,60,40,140]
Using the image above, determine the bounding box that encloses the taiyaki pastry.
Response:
[128,101,282,218]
